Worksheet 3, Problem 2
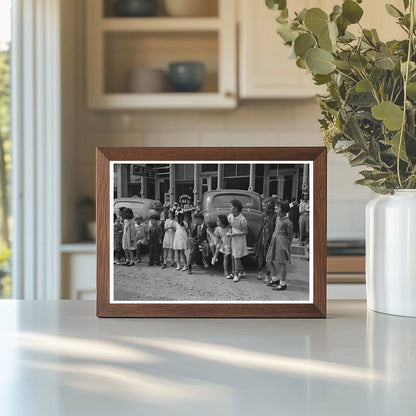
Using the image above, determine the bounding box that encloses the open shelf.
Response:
[86,0,237,109]
[103,0,219,18]
[101,17,221,31]
[104,31,218,94]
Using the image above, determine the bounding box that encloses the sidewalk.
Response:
[114,254,310,302]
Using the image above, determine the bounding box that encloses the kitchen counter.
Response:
[0,300,415,415]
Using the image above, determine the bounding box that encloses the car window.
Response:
[211,195,260,210]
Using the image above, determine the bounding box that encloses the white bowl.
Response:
[128,68,167,93]
[164,0,218,17]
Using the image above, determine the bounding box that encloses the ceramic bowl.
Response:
[168,62,205,92]
[128,68,167,93]
[164,0,217,17]
[114,0,158,17]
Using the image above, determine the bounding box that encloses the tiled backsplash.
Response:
[71,100,374,242]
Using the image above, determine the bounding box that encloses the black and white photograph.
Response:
[110,161,312,303]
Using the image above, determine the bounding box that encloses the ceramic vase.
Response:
[366,190,416,317]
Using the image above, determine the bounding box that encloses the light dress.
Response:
[215,226,231,256]
[173,222,188,250]
[227,213,248,259]
[162,218,176,249]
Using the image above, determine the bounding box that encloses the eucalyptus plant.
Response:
[266,0,416,193]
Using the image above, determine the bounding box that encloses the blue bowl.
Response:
[168,62,205,93]
[114,0,158,17]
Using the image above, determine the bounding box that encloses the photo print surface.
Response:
[110,161,313,304]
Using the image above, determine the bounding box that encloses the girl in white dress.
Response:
[227,199,248,282]
[173,212,189,271]
[161,209,177,269]
[212,214,232,278]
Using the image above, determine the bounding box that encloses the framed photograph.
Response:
[96,147,327,318]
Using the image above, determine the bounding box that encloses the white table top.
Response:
[0,300,415,416]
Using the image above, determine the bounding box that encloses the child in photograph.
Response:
[173,212,188,271]
[113,213,124,265]
[202,221,218,266]
[254,197,277,282]
[299,193,309,246]
[227,199,248,282]
[161,209,177,269]
[121,208,136,267]
[212,214,232,278]
[187,212,207,274]
[266,201,293,291]
[134,216,146,264]
[147,213,163,266]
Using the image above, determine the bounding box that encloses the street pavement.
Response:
[113,247,310,302]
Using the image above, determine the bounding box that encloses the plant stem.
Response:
[397,0,415,188]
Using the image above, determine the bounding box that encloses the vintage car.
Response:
[201,190,263,254]
[113,197,155,221]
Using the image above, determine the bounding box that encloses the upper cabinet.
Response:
[86,0,237,109]
[238,0,325,99]
[238,0,405,100]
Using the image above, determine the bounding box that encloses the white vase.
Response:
[366,190,416,317]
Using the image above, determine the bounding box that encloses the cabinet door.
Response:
[239,0,325,99]
[239,0,404,99]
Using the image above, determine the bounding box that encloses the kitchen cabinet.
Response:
[238,0,325,99]
[238,0,404,99]
[86,0,237,109]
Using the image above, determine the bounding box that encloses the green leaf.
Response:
[336,15,348,36]
[339,31,356,43]
[375,55,395,70]
[371,29,380,43]
[318,27,334,52]
[266,0,287,11]
[334,140,355,152]
[281,8,288,19]
[382,132,409,162]
[350,54,368,70]
[360,170,391,180]
[313,74,332,85]
[385,4,404,18]
[356,79,372,92]
[306,48,336,75]
[350,152,367,167]
[277,23,298,43]
[342,0,364,24]
[407,82,416,99]
[296,57,308,69]
[304,8,329,35]
[294,33,316,58]
[372,101,404,131]
[296,8,307,23]
[330,5,342,22]
[333,60,353,70]
[403,0,409,10]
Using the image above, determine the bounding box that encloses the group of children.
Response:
[114,196,294,290]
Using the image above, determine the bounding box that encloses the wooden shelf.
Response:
[327,256,365,274]
[89,92,235,110]
[101,17,221,32]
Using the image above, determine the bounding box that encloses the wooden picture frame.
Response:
[96,147,327,318]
